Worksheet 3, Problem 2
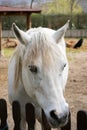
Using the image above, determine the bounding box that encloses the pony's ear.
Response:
[12,23,30,46]
[53,20,70,43]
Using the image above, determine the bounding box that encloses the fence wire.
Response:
[2,14,87,30]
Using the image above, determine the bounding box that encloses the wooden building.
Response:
[0,6,41,55]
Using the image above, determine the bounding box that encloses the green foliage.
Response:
[2,14,87,30]
[31,14,87,29]
[42,0,83,14]
[31,14,44,27]
[2,16,26,30]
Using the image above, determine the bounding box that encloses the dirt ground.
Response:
[0,38,87,130]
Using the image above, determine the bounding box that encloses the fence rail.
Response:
[0,99,87,130]
[2,29,87,38]
[66,29,87,38]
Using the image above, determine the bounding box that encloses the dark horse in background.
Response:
[66,38,83,48]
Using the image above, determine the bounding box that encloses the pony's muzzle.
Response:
[49,110,69,128]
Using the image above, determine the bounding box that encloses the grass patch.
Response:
[2,48,14,58]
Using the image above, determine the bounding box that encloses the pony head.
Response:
[12,21,69,128]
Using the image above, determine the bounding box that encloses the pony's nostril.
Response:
[50,110,58,120]
[50,110,68,124]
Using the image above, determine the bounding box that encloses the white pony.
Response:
[8,21,69,130]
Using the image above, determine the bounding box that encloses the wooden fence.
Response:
[66,29,87,38]
[2,29,87,38]
[0,98,87,130]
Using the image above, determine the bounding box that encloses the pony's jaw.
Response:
[34,91,69,128]
[22,72,69,128]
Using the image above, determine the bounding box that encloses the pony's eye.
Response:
[62,64,66,71]
[64,64,66,68]
[28,65,38,73]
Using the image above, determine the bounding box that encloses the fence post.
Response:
[12,101,21,130]
[77,110,87,130]
[0,99,8,130]
[42,110,51,130]
[26,103,35,130]
[61,112,71,130]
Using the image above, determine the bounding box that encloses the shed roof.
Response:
[0,6,41,15]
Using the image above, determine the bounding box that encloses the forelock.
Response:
[24,27,61,67]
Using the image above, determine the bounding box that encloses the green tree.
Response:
[42,0,83,14]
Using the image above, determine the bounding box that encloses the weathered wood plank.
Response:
[0,99,8,130]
